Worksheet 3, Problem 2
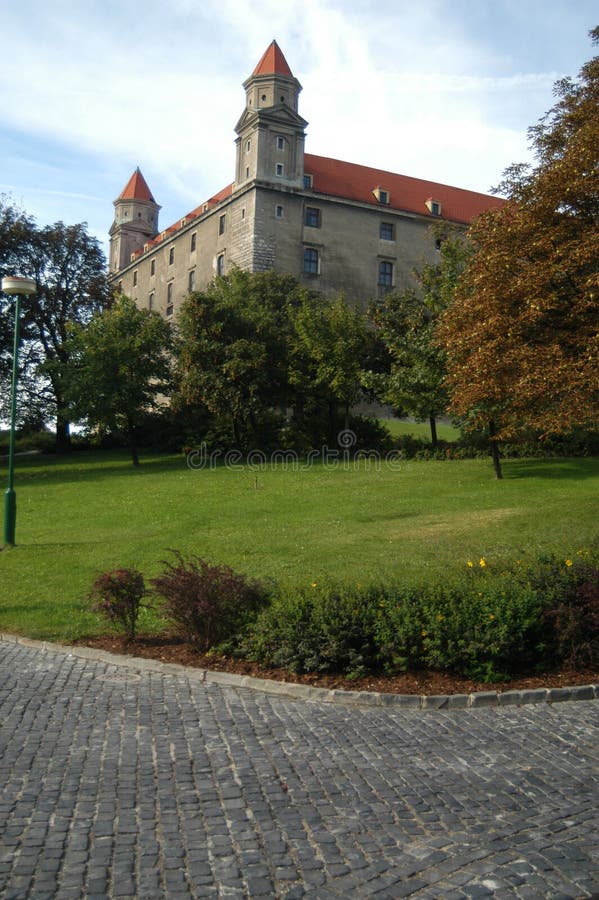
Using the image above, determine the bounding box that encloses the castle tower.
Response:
[109,168,160,273]
[234,40,308,192]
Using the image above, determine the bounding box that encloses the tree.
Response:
[437,29,599,477]
[26,223,110,449]
[369,228,470,447]
[1,207,110,445]
[175,268,312,450]
[289,292,372,438]
[65,295,172,466]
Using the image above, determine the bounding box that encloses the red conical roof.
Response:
[117,167,155,202]
[252,40,293,77]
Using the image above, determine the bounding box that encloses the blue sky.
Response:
[0,0,596,260]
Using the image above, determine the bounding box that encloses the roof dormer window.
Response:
[374,187,390,205]
[426,198,442,216]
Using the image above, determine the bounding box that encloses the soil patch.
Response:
[74,634,599,696]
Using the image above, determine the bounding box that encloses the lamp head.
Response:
[2,276,36,296]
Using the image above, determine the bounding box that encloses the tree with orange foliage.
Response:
[437,29,599,478]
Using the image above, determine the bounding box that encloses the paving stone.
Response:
[0,639,598,899]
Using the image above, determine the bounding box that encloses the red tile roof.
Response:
[252,40,293,77]
[118,167,155,203]
[304,153,505,225]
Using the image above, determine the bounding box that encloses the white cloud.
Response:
[0,0,595,251]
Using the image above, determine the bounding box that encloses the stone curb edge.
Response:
[2,632,598,711]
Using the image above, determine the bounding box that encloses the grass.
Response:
[381,417,460,442]
[0,449,597,641]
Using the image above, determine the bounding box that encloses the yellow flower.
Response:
[421,630,427,637]
[565,559,573,568]
[467,560,474,568]
[437,614,444,622]
[311,581,318,588]
[489,613,495,620]
[479,558,486,568]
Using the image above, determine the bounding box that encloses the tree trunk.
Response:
[128,426,140,467]
[55,412,71,453]
[489,419,503,480]
[429,415,438,449]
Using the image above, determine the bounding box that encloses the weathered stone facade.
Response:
[109,41,504,316]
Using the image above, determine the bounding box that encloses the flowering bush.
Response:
[151,552,268,651]
[89,568,146,641]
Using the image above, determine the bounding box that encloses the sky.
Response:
[0,0,596,261]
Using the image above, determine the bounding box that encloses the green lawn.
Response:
[381,417,460,442]
[0,450,597,641]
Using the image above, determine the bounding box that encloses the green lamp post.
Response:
[2,275,36,547]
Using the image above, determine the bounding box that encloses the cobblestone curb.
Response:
[2,632,597,711]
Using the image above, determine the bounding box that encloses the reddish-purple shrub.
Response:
[89,568,146,641]
[150,552,268,651]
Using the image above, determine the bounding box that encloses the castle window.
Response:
[277,136,285,150]
[303,174,313,189]
[217,254,225,276]
[426,198,442,216]
[305,207,321,228]
[276,205,284,219]
[276,164,284,176]
[241,208,246,220]
[188,269,195,292]
[378,260,393,288]
[133,270,138,287]
[246,139,251,152]
[380,222,394,241]
[148,292,154,311]
[169,247,174,265]
[435,237,443,251]
[303,247,319,275]
[150,259,156,276]
[190,233,196,252]
[219,215,226,235]
[246,166,250,178]
[166,283,173,316]
[374,187,390,205]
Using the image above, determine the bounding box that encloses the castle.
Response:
[109,41,504,315]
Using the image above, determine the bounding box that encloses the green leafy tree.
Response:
[175,267,312,450]
[66,295,172,466]
[438,29,599,477]
[369,228,470,447]
[289,292,372,438]
[1,207,110,446]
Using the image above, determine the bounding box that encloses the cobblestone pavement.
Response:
[1,643,598,899]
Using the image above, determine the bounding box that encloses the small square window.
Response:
[380,222,394,241]
[150,259,156,276]
[431,201,441,216]
[378,190,389,205]
[275,205,284,219]
[219,214,225,235]
[169,247,174,265]
[276,163,284,176]
[303,247,319,275]
[190,233,196,252]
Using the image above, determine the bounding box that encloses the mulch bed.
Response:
[74,633,599,695]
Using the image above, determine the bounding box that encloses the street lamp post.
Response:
[2,276,36,547]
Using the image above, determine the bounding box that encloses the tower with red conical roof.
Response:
[109,167,161,274]
[234,40,308,192]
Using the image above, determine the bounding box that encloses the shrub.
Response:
[89,568,146,641]
[151,552,268,651]
[527,553,599,668]
[242,583,381,678]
